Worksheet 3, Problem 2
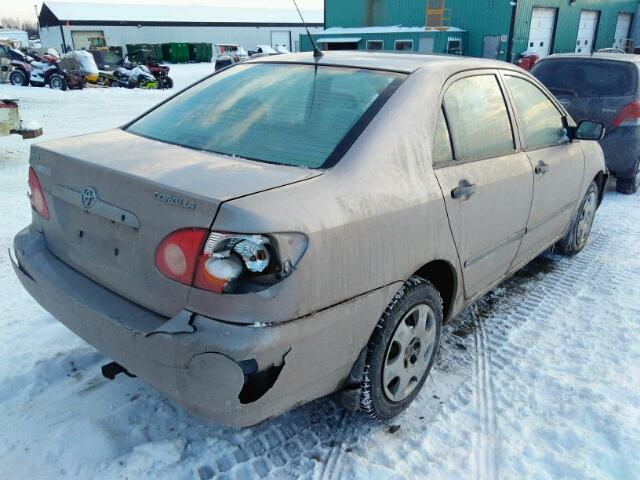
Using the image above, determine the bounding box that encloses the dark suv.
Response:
[532,53,640,194]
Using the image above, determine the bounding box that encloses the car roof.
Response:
[542,52,640,64]
[248,51,521,74]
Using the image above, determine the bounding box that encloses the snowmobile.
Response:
[100,64,158,89]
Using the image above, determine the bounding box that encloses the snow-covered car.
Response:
[11,52,607,427]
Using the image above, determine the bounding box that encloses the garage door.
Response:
[71,30,105,50]
[613,13,632,50]
[575,10,599,54]
[271,31,291,51]
[528,8,556,58]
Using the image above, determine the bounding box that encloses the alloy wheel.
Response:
[382,304,437,403]
[577,191,597,247]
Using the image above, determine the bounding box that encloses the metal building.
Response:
[37,1,323,56]
[310,0,638,61]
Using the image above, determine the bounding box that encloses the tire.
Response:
[9,70,26,86]
[49,74,67,91]
[616,163,640,195]
[163,76,173,89]
[358,276,443,419]
[556,181,599,256]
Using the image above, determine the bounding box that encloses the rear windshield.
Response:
[532,59,638,98]
[126,63,404,168]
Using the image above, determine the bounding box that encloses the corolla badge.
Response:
[81,187,98,209]
[559,98,571,108]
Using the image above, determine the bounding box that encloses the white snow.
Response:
[1,64,640,480]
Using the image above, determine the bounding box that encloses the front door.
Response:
[482,36,501,59]
[433,73,534,299]
[503,73,585,267]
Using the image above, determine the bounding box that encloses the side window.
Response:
[443,75,515,161]
[433,108,453,164]
[505,76,566,150]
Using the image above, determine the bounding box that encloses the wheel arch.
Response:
[593,170,608,206]
[413,259,458,322]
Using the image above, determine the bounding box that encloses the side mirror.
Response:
[574,120,605,141]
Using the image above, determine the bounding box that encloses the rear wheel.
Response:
[9,70,26,86]
[616,163,640,195]
[557,181,599,256]
[358,277,442,419]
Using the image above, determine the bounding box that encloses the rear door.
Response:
[433,72,534,299]
[576,11,599,54]
[503,73,585,267]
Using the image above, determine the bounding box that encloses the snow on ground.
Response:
[1,64,640,480]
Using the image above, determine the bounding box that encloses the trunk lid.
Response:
[31,129,321,317]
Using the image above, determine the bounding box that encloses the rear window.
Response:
[532,59,638,97]
[127,63,404,169]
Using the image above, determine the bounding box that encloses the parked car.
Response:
[249,45,279,57]
[12,52,607,427]
[532,53,640,194]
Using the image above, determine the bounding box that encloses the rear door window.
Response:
[443,75,515,161]
[532,59,638,97]
[505,76,567,150]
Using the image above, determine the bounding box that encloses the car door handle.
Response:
[451,180,476,200]
[535,161,550,175]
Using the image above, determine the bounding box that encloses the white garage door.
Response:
[528,8,556,58]
[271,31,291,51]
[575,10,599,54]
[613,13,632,49]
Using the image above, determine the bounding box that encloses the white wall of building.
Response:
[39,24,322,56]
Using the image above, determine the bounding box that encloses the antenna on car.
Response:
[292,0,323,58]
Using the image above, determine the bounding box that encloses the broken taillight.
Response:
[156,230,307,294]
[612,100,640,127]
[28,166,49,220]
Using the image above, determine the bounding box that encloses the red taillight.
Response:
[155,228,208,285]
[612,101,640,127]
[28,167,49,220]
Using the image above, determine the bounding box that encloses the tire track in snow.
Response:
[324,228,611,479]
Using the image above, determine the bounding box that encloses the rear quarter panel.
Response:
[187,68,464,325]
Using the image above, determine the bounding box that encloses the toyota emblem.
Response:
[81,187,98,209]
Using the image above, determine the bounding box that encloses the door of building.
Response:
[576,10,599,53]
[528,8,556,58]
[482,36,501,59]
[613,13,632,50]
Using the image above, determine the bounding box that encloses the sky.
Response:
[3,0,323,22]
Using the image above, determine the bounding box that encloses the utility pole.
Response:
[34,4,41,30]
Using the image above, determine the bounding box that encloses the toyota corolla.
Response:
[12,52,607,426]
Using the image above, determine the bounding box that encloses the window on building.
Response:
[433,109,454,164]
[443,75,515,161]
[367,40,384,51]
[447,38,463,55]
[505,76,566,150]
[395,40,414,52]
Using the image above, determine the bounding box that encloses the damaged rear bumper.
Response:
[11,227,399,427]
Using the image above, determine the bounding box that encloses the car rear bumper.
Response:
[12,226,399,427]
[601,127,640,177]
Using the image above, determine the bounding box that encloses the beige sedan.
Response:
[12,52,606,426]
